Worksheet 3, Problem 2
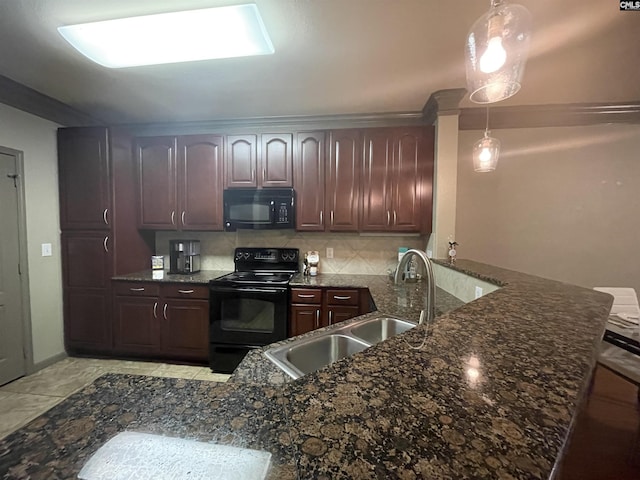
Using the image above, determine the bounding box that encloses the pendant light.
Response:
[473,108,500,172]
[465,0,532,104]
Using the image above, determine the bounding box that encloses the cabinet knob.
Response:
[333,295,352,300]
[319,210,323,224]
[387,211,390,226]
[181,211,186,226]
[103,208,109,225]
[163,303,168,320]
[329,310,333,325]
[153,302,158,319]
[178,289,194,294]
[298,294,315,298]
[315,309,320,329]
[103,236,109,253]
[171,211,176,226]
[129,287,145,292]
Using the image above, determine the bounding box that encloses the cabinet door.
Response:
[58,127,110,230]
[113,295,161,355]
[178,135,224,230]
[136,136,178,229]
[294,132,326,231]
[391,128,427,232]
[290,305,321,336]
[327,306,360,326]
[225,135,257,188]
[326,129,361,231]
[162,298,209,361]
[61,231,113,352]
[261,133,293,187]
[361,128,394,231]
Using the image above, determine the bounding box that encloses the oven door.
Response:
[209,284,289,346]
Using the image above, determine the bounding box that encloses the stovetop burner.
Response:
[214,271,294,285]
[211,247,300,287]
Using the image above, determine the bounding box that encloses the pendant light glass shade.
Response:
[465,0,532,104]
[473,132,501,172]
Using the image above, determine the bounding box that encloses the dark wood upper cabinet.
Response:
[393,129,428,232]
[261,133,293,187]
[178,135,224,230]
[225,133,293,188]
[136,134,224,231]
[58,127,110,230]
[294,131,326,231]
[327,129,361,231]
[225,134,258,187]
[362,129,394,231]
[361,127,435,233]
[135,136,178,229]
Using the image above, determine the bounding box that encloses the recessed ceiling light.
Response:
[58,4,274,68]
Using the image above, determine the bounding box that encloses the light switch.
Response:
[326,247,334,259]
[41,243,52,257]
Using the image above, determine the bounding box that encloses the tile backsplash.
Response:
[156,230,426,275]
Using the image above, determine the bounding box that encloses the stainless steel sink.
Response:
[348,316,416,344]
[264,314,417,379]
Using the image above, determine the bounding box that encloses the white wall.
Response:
[0,103,64,365]
[456,123,640,296]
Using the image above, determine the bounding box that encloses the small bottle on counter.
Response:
[448,241,458,264]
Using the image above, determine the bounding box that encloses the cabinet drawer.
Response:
[113,281,160,297]
[162,284,209,299]
[291,288,322,304]
[326,289,359,306]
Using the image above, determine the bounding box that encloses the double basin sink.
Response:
[264,314,417,379]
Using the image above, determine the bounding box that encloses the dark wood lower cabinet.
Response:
[64,289,112,353]
[289,287,372,336]
[290,304,321,337]
[112,281,209,363]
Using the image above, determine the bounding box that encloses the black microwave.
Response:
[223,188,295,231]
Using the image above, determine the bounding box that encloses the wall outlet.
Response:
[326,247,334,259]
[474,286,483,299]
[41,243,52,257]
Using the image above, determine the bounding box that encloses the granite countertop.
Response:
[112,269,231,284]
[1,259,612,479]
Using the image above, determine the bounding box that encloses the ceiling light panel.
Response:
[58,4,274,68]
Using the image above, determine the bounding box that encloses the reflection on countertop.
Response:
[1,260,612,480]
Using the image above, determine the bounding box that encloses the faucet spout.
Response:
[394,249,436,324]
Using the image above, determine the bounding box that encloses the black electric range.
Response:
[208,247,299,373]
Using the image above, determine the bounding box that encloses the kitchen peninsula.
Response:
[0,259,612,479]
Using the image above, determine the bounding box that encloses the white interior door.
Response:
[0,150,26,386]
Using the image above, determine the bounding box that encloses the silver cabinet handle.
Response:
[329,310,333,325]
[298,294,315,298]
[319,210,323,224]
[262,168,266,182]
[153,301,158,319]
[178,289,194,294]
[103,236,109,253]
[333,295,352,300]
[129,287,145,292]
[315,309,320,329]
[171,211,175,225]
[330,210,334,225]
[163,303,168,320]
[387,211,390,225]
[103,208,109,225]
[181,211,186,225]
[251,169,255,182]
[393,210,397,225]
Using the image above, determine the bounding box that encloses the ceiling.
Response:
[0,0,638,126]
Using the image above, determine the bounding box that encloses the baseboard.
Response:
[29,352,68,375]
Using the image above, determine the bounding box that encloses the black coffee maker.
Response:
[169,240,201,274]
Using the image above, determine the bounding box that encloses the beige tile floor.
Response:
[0,357,230,440]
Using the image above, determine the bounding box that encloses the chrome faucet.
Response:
[394,249,436,325]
